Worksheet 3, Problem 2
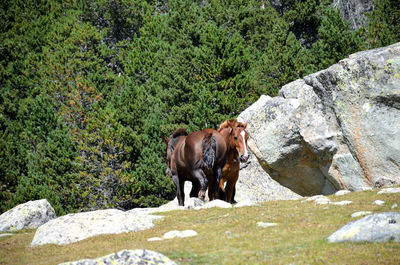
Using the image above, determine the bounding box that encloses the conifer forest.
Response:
[1,0,399,215]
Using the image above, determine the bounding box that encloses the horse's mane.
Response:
[171,128,188,138]
[219,119,247,132]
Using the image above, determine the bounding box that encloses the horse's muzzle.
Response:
[240,155,249,163]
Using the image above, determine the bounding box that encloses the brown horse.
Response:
[217,119,249,203]
[165,128,228,206]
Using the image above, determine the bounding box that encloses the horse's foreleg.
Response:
[192,170,208,201]
[225,176,238,203]
[231,186,237,204]
[172,174,184,206]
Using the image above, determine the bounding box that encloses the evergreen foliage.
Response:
[1,0,398,215]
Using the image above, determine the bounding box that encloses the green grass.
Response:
[1,188,400,265]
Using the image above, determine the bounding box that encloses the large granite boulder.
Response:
[234,150,302,202]
[31,209,163,246]
[59,249,177,265]
[240,42,400,196]
[328,212,400,243]
[0,199,56,232]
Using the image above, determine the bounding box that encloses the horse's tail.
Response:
[202,132,217,169]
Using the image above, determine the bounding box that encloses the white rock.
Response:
[377,188,400,194]
[328,212,400,243]
[201,199,232,209]
[0,233,14,238]
[315,197,331,205]
[373,200,385,206]
[331,201,353,205]
[361,187,373,191]
[0,199,56,232]
[351,211,373,218]
[58,249,177,265]
[257,222,278,228]
[392,203,398,209]
[335,190,351,196]
[234,200,258,208]
[162,230,198,239]
[31,209,163,246]
[304,195,326,202]
[147,237,163,242]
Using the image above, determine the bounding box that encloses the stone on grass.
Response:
[304,195,327,202]
[201,199,232,209]
[392,203,398,209]
[0,233,14,238]
[31,209,163,246]
[328,212,400,243]
[351,211,373,218]
[331,201,353,206]
[377,188,400,194]
[58,249,177,265]
[335,190,351,196]
[162,230,198,239]
[0,199,56,232]
[147,237,163,242]
[374,200,385,206]
[234,200,259,208]
[257,222,278,228]
[314,197,331,205]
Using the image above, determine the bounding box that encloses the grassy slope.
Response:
[1,188,400,265]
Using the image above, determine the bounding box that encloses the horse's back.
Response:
[182,129,226,168]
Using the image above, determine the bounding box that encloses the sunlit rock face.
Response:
[240,42,400,196]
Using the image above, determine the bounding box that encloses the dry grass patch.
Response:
[1,188,399,265]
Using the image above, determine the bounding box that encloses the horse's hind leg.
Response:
[209,167,222,200]
[190,180,200,198]
[172,174,184,206]
[192,169,208,201]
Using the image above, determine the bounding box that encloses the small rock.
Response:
[315,197,331,205]
[351,211,373,218]
[257,222,278,228]
[304,195,326,202]
[0,199,56,232]
[0,233,14,238]
[332,201,353,206]
[328,212,400,243]
[392,203,398,209]
[378,188,400,194]
[162,230,198,239]
[335,190,351,196]
[234,200,258,208]
[201,199,232,209]
[147,237,163,242]
[58,249,177,265]
[361,187,373,192]
[374,200,385,206]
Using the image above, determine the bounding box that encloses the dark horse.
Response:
[165,128,227,206]
[217,119,249,203]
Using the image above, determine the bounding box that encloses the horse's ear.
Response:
[227,119,236,128]
[243,121,248,129]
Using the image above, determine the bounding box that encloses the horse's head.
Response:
[219,119,249,163]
